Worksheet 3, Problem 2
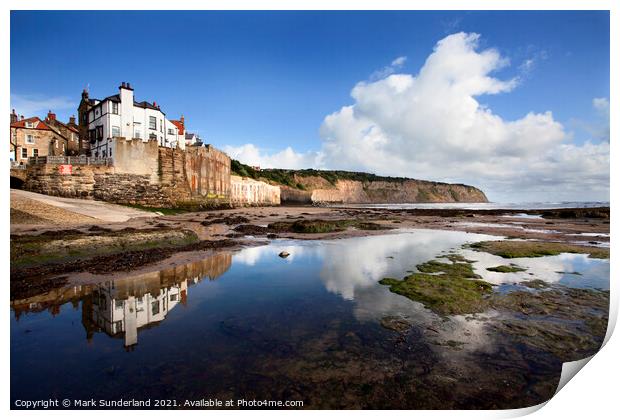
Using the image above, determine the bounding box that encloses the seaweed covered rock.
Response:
[379,259,493,315]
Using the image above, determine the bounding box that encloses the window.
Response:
[114,321,123,331]
[160,119,163,133]
[25,121,34,128]
[96,126,103,141]
[62,144,65,153]
[111,126,120,138]
[32,149,38,157]
[112,102,118,114]
[167,128,174,135]
[21,148,27,159]
[152,301,160,315]
[149,133,157,141]
[135,129,142,139]
[149,116,157,130]
[25,134,34,144]
[115,300,123,309]
[95,108,100,118]
[170,294,178,302]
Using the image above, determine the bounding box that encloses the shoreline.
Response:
[10,203,610,298]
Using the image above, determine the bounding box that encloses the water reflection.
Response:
[13,252,232,349]
[10,231,610,409]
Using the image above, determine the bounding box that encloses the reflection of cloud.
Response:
[233,242,321,265]
[463,249,609,289]
[234,246,270,266]
[318,229,495,300]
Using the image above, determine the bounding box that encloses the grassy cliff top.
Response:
[231,159,477,190]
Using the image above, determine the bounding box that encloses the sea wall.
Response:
[281,177,487,204]
[22,139,231,209]
[231,175,280,206]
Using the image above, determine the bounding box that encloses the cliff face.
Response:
[281,176,487,204]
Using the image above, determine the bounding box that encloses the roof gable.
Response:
[170,120,185,135]
[10,117,52,131]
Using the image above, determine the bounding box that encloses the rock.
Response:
[278,251,290,258]
[380,316,412,333]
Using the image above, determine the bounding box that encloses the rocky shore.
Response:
[10,203,609,297]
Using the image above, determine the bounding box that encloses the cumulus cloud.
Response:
[10,93,76,118]
[223,143,322,169]
[226,32,609,202]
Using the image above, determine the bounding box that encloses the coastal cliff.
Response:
[231,161,488,205]
[280,176,487,204]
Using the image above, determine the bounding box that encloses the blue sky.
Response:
[11,11,610,201]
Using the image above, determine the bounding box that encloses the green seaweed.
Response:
[379,259,492,315]
[487,265,526,273]
[469,240,609,259]
[268,219,386,234]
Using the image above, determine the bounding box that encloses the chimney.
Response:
[69,115,76,125]
[81,89,89,100]
[10,109,17,124]
[153,101,157,108]
[20,115,24,121]
[47,110,56,121]
[119,81,133,91]
[180,115,184,124]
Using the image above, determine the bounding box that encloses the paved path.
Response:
[11,189,158,223]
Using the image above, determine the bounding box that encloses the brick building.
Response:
[44,111,80,155]
[10,110,68,164]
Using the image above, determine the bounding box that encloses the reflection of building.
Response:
[82,253,232,348]
[84,276,188,349]
[12,252,232,348]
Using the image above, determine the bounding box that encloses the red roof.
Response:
[170,119,185,135]
[10,117,52,131]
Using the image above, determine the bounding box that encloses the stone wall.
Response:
[231,175,281,206]
[22,140,233,209]
[113,138,160,180]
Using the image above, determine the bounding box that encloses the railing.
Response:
[27,156,114,166]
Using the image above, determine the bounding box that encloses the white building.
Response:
[86,82,186,158]
[184,132,201,147]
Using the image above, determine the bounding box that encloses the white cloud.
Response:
[369,55,407,81]
[592,97,610,143]
[225,33,609,202]
[223,143,322,169]
[518,49,547,77]
[10,93,76,118]
[593,97,609,115]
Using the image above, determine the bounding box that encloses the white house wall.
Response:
[88,85,185,158]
